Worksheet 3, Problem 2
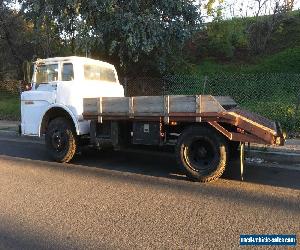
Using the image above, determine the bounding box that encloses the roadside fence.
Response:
[0,73,299,135]
[123,73,300,135]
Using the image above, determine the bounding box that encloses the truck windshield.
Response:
[35,64,58,83]
[84,65,117,83]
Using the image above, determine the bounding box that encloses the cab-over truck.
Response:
[21,56,285,182]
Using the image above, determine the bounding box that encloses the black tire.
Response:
[45,117,77,163]
[176,126,228,182]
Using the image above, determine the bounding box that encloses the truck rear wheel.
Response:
[45,117,77,163]
[176,126,228,182]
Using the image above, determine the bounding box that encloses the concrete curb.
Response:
[0,130,18,137]
[0,130,44,144]
[246,149,300,165]
[250,145,300,154]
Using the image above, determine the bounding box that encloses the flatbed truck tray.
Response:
[83,95,284,146]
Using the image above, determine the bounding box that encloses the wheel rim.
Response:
[51,130,67,153]
[184,137,218,174]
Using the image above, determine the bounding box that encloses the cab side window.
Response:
[84,64,117,83]
[62,63,74,81]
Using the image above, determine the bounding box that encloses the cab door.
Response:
[21,63,58,136]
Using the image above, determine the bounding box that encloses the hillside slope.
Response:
[192,47,300,75]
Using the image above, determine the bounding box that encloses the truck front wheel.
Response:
[45,117,77,163]
[176,126,228,182]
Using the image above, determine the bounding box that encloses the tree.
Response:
[0,0,35,79]
[18,0,202,74]
[203,0,224,18]
[247,0,294,54]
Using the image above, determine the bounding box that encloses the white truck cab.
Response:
[21,56,124,162]
[21,56,124,136]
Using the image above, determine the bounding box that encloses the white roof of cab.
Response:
[35,56,115,68]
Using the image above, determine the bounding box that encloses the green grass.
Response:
[249,47,300,73]
[188,47,300,76]
[0,93,20,120]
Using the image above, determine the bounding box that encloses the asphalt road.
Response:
[0,135,299,249]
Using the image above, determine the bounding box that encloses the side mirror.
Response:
[20,80,32,91]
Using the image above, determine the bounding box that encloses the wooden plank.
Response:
[133,96,164,114]
[169,95,196,113]
[83,98,98,115]
[102,97,130,114]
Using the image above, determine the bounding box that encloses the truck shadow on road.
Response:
[73,148,300,191]
[0,139,300,191]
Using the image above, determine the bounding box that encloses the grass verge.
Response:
[0,93,20,120]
